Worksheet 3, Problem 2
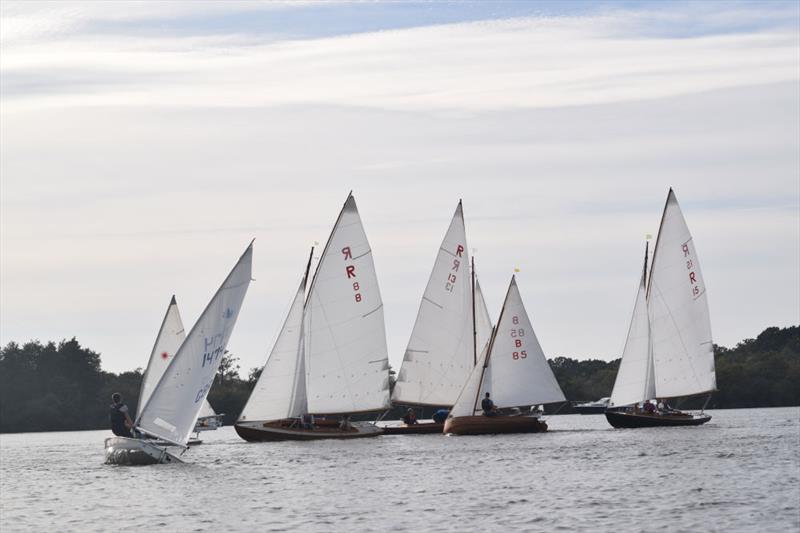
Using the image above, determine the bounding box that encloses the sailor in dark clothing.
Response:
[109,393,134,437]
[481,392,498,417]
[401,408,418,425]
[431,409,449,424]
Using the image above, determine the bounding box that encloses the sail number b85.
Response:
[510,317,527,360]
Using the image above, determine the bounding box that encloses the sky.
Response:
[1,0,798,375]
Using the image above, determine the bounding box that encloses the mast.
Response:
[646,188,672,299]
[471,325,497,415]
[472,256,477,367]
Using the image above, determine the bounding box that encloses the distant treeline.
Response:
[0,326,797,433]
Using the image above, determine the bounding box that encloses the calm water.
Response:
[1,408,798,532]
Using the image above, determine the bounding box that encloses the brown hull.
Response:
[234,420,384,442]
[444,415,548,435]
[382,422,444,435]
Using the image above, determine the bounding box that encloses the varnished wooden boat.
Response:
[234,419,384,442]
[382,422,444,435]
[444,415,548,435]
[605,410,711,428]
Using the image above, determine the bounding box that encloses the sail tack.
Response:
[648,189,716,398]
[609,245,656,407]
[136,243,253,445]
[394,201,476,406]
[482,276,566,407]
[303,194,391,414]
[239,273,308,422]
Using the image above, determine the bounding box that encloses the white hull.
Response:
[194,414,224,433]
[104,437,183,465]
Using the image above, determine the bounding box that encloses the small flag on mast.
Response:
[645,234,653,240]
[514,268,520,273]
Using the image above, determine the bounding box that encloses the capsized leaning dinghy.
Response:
[386,200,493,435]
[235,194,390,441]
[105,242,253,464]
[444,275,566,435]
[137,296,223,446]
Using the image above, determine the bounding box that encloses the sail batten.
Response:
[136,242,253,445]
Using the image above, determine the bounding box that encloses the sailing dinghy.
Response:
[606,189,715,428]
[386,200,493,434]
[235,194,390,441]
[136,296,223,446]
[444,276,566,435]
[105,242,253,464]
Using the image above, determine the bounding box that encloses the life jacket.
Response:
[109,403,129,436]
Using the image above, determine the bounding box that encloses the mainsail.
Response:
[238,251,311,422]
[481,276,566,407]
[648,189,716,398]
[303,194,391,414]
[609,244,656,407]
[474,277,492,357]
[136,242,253,445]
[394,201,476,406]
[449,342,491,418]
[136,296,217,420]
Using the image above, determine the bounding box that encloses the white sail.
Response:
[137,297,216,420]
[238,273,308,422]
[648,189,716,398]
[136,242,253,445]
[449,342,490,418]
[394,201,475,406]
[197,401,216,418]
[482,276,566,407]
[303,194,390,414]
[474,276,493,356]
[609,245,656,407]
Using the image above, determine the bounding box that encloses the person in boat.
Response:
[301,413,315,430]
[481,392,499,417]
[109,393,134,437]
[643,400,656,414]
[401,408,418,426]
[339,415,352,431]
[432,409,449,424]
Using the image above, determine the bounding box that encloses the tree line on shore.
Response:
[0,326,797,433]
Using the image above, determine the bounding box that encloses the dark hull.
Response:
[605,410,711,428]
[234,421,384,442]
[382,422,444,435]
[444,415,548,435]
[574,406,609,415]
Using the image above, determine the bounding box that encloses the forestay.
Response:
[481,277,565,407]
[136,297,216,420]
[136,243,253,446]
[304,194,390,414]
[648,190,716,398]
[609,244,656,407]
[394,201,475,406]
[239,273,308,422]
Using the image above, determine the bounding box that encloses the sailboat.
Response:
[444,275,566,435]
[234,193,390,441]
[105,242,253,464]
[606,189,715,428]
[137,296,223,445]
[387,200,493,434]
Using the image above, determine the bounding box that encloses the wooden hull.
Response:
[382,422,444,435]
[605,410,712,428]
[574,406,608,415]
[104,437,183,465]
[444,415,548,435]
[234,420,384,442]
